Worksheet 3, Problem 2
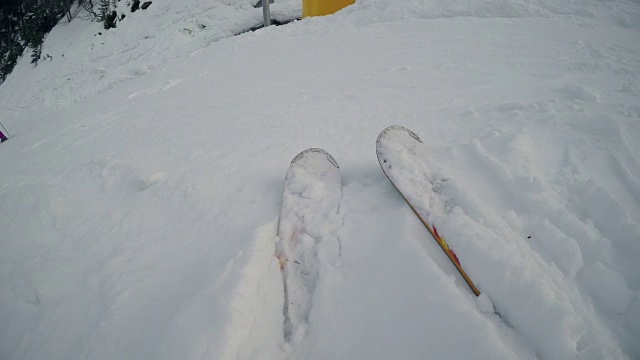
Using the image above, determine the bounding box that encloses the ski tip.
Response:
[377,125,422,143]
[291,148,339,168]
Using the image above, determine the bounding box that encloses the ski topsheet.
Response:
[276,148,342,342]
[376,125,481,296]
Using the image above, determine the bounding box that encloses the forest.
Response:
[0,0,137,83]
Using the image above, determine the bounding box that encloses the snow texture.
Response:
[0,0,639,359]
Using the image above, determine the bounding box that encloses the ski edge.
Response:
[291,147,339,169]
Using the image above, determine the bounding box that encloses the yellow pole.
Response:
[302,0,355,18]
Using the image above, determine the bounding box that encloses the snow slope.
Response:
[1,0,639,359]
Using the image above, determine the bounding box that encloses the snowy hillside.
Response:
[1,0,639,359]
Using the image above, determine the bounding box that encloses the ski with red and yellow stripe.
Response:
[376,125,481,296]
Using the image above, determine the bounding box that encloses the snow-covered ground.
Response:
[1,0,639,359]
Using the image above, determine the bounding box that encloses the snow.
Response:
[0,0,639,359]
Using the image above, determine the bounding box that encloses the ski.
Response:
[276,148,342,341]
[376,125,481,296]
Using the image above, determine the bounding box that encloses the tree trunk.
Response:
[62,0,72,22]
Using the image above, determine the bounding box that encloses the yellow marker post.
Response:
[302,0,355,18]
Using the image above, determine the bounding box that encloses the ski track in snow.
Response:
[1,0,640,359]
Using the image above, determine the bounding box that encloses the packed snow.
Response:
[0,0,639,359]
